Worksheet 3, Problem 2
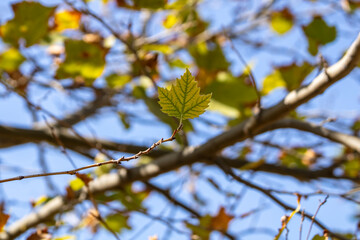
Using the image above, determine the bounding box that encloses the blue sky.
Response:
[0,0,360,240]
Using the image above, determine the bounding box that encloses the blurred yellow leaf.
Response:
[32,195,49,208]
[262,70,286,94]
[69,178,84,191]
[0,48,25,72]
[142,44,174,54]
[54,10,82,32]
[163,14,178,28]
[189,42,229,71]
[208,99,240,118]
[53,236,75,240]
[270,8,294,34]
[262,62,314,94]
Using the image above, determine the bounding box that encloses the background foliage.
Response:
[0,0,360,240]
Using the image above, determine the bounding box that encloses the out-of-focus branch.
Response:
[198,33,360,153]
[145,183,235,240]
[262,118,360,153]
[214,156,357,182]
[50,89,112,129]
[215,160,347,240]
[1,30,359,240]
[1,148,358,239]
[4,121,357,182]
[0,125,170,157]
[306,195,329,240]
[0,125,182,183]
[145,183,200,218]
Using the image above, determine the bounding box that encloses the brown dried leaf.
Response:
[210,207,234,232]
[65,186,75,200]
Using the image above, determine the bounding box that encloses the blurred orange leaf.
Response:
[54,10,81,32]
[0,211,9,232]
[210,207,234,232]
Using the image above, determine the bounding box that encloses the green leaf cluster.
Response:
[105,74,131,89]
[206,72,257,108]
[104,214,131,233]
[189,42,229,72]
[55,40,108,84]
[116,0,166,10]
[1,2,55,47]
[262,62,314,94]
[303,16,337,55]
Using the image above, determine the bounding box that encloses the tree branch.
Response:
[197,33,360,153]
[215,156,358,182]
[0,125,182,183]
[1,30,359,240]
[0,125,169,157]
[50,89,112,129]
[145,183,235,240]
[262,118,360,153]
[215,160,347,240]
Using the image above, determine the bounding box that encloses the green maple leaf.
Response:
[158,69,211,123]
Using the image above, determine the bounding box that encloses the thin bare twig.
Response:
[306,195,329,240]
[215,160,347,240]
[44,117,77,168]
[0,81,116,159]
[90,210,121,240]
[299,209,305,240]
[82,175,121,240]
[144,182,200,218]
[0,124,182,183]
[0,124,169,157]
[64,0,158,88]
[227,36,261,109]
